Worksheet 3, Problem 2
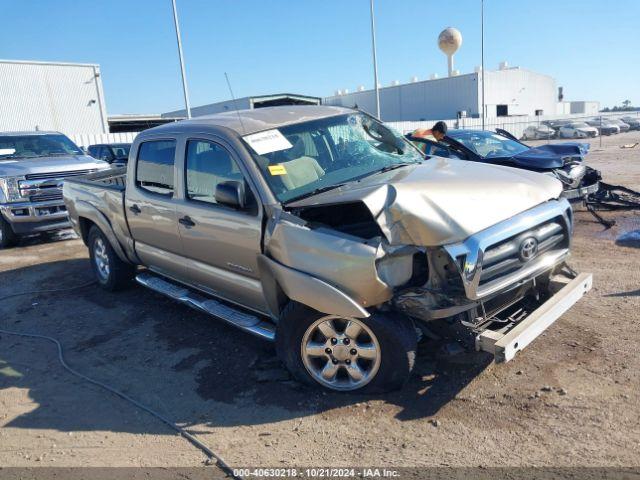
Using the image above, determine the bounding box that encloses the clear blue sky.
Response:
[1,0,638,115]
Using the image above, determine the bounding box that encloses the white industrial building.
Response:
[163,93,321,118]
[0,59,109,134]
[324,65,560,122]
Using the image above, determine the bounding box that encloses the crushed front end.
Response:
[393,199,593,363]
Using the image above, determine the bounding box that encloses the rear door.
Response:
[125,138,186,280]
[175,136,268,313]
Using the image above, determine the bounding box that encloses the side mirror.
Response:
[215,180,245,209]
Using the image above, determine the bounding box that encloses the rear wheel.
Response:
[0,217,18,249]
[276,302,417,393]
[88,226,135,291]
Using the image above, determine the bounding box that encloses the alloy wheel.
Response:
[93,237,110,281]
[301,316,381,391]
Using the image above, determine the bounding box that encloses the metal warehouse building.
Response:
[163,93,321,118]
[324,66,558,122]
[0,59,109,135]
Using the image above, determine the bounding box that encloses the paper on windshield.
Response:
[243,129,292,155]
[0,148,16,155]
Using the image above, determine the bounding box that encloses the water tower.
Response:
[438,27,462,77]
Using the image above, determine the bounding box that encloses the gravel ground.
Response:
[0,131,639,469]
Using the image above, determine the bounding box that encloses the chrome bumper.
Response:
[476,272,593,362]
[0,200,70,233]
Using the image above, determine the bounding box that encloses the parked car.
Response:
[621,116,640,130]
[87,143,131,167]
[407,129,601,200]
[605,118,631,132]
[0,131,109,248]
[522,125,556,140]
[585,119,620,136]
[558,122,599,139]
[542,119,572,132]
[64,106,592,393]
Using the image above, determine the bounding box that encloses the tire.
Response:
[276,302,417,393]
[88,226,135,291]
[0,216,18,249]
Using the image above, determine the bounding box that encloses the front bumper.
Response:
[476,272,592,362]
[562,180,600,200]
[0,200,70,234]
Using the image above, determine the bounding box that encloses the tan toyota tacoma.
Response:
[63,106,592,392]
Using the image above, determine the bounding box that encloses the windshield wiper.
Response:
[371,161,419,175]
[284,183,347,204]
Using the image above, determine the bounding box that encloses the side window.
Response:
[136,140,176,196]
[88,146,98,158]
[185,140,243,205]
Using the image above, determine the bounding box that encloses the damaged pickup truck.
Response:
[63,106,592,392]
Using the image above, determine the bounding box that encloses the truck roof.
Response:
[146,105,355,136]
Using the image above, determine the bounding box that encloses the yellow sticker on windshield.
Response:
[268,164,287,176]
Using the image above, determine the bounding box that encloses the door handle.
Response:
[179,215,196,228]
[129,204,141,214]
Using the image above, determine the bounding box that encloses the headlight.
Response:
[0,176,27,203]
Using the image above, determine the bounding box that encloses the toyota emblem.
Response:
[519,237,538,262]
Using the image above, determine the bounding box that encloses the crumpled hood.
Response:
[288,158,563,246]
[508,143,590,170]
[0,155,108,177]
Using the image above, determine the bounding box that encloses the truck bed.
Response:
[71,166,128,190]
[62,167,135,260]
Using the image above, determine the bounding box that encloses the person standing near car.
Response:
[412,121,448,142]
[411,121,448,154]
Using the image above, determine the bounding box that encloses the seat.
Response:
[278,136,325,190]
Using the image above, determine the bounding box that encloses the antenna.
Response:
[224,72,246,134]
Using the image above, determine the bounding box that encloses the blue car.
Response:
[407,128,601,200]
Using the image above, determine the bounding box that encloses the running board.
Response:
[135,272,275,341]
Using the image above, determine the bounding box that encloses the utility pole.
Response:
[481,0,486,130]
[370,0,381,119]
[171,0,192,119]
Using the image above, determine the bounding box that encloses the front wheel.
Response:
[88,226,135,291]
[0,217,18,249]
[276,303,417,393]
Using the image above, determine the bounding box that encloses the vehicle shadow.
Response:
[0,258,492,437]
[13,228,78,248]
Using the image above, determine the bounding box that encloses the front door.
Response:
[125,138,186,280]
[175,138,267,314]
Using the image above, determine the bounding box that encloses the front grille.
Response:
[21,169,97,203]
[479,218,568,285]
[29,192,64,202]
[25,169,97,180]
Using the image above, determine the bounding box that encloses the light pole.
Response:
[369,0,381,119]
[171,0,192,119]
[481,0,485,130]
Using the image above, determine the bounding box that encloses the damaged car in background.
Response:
[408,128,601,200]
[63,106,592,392]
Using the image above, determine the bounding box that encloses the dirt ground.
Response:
[0,132,639,469]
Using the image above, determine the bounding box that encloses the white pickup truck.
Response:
[63,106,593,392]
[0,131,108,248]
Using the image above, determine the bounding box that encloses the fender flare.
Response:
[75,200,131,264]
[257,255,370,320]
